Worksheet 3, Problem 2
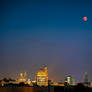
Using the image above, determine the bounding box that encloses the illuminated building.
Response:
[0,80,5,86]
[65,75,75,86]
[51,82,64,86]
[18,72,27,83]
[90,82,92,87]
[26,79,33,86]
[36,65,48,86]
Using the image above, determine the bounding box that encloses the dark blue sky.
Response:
[0,0,92,82]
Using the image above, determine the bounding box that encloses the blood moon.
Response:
[83,17,88,21]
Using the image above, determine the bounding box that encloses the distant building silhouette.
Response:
[83,72,88,83]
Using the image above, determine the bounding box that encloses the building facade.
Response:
[18,72,27,83]
[65,75,75,86]
[36,66,48,86]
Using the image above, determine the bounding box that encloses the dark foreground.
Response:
[0,85,92,92]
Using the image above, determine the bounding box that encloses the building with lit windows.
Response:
[65,75,75,86]
[18,72,27,83]
[36,65,48,86]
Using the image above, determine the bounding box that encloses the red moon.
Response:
[83,17,87,21]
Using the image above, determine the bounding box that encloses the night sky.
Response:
[0,0,92,82]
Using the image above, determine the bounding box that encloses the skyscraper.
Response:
[18,72,27,83]
[65,75,75,86]
[36,65,48,86]
[83,72,88,83]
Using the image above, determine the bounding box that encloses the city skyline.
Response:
[0,64,91,83]
[0,0,92,82]
[0,65,90,84]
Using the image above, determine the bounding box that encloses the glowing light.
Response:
[83,17,88,21]
[36,66,48,86]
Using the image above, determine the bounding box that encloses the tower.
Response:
[44,65,48,75]
[18,72,27,83]
[36,65,48,86]
[83,72,88,83]
[65,75,75,86]
[24,72,27,79]
[20,73,23,79]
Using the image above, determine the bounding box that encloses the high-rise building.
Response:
[83,72,88,83]
[36,65,48,86]
[65,75,75,86]
[18,72,27,83]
